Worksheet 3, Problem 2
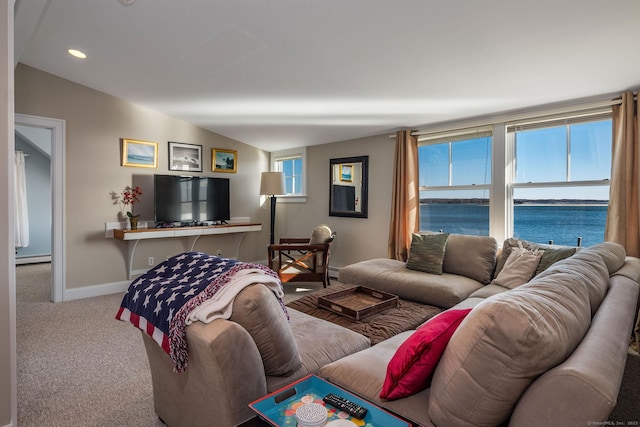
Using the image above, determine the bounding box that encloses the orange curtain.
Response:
[605,91,640,257]
[388,130,419,261]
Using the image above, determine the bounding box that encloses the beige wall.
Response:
[276,133,395,269]
[14,64,274,292]
[14,64,398,298]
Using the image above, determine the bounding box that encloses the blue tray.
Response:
[249,374,411,427]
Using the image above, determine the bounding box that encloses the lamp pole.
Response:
[269,195,277,245]
[260,171,286,246]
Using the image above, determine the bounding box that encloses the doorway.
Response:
[14,113,65,302]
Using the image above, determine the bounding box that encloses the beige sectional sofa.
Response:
[324,238,640,426]
[140,235,640,427]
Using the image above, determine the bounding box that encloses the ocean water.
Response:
[127,153,155,165]
[420,204,608,247]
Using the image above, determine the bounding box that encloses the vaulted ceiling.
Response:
[14,0,640,151]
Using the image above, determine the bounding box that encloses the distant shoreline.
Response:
[420,198,608,206]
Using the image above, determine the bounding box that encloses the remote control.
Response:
[323,393,368,419]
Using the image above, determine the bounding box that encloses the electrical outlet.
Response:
[216,249,222,256]
[148,257,154,266]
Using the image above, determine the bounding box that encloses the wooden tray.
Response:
[317,286,399,320]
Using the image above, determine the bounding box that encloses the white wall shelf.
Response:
[112,223,262,279]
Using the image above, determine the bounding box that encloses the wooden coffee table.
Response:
[286,283,442,345]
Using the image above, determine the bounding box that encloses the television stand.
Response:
[113,223,262,279]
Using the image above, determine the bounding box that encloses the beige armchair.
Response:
[268,224,336,288]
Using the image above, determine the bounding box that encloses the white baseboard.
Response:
[61,256,327,302]
[16,255,51,265]
[328,266,340,279]
[63,280,130,301]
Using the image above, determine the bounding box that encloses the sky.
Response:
[419,119,612,201]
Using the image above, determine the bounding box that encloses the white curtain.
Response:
[15,151,29,248]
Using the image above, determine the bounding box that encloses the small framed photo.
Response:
[169,141,202,172]
[340,164,353,182]
[212,148,237,173]
[121,138,158,168]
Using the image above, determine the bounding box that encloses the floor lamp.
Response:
[260,172,286,244]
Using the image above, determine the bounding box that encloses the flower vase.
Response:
[129,217,139,230]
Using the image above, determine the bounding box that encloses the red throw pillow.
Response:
[380,308,472,400]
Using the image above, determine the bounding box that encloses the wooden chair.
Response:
[268,225,336,288]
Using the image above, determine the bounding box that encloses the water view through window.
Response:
[420,202,608,247]
[419,119,611,246]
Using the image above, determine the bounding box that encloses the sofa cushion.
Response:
[318,331,436,427]
[584,241,626,274]
[429,268,592,427]
[468,284,509,299]
[491,247,544,289]
[266,309,370,392]
[339,258,485,309]
[535,243,616,316]
[230,284,301,376]
[380,308,472,400]
[442,234,498,284]
[406,233,449,274]
[535,246,576,275]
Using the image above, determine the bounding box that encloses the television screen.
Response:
[154,175,230,225]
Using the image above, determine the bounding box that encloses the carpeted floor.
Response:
[16,263,639,425]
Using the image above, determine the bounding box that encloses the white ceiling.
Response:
[14,0,640,152]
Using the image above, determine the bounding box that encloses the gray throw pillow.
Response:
[535,247,577,275]
[406,233,449,275]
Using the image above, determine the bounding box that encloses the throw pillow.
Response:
[535,247,577,275]
[380,308,472,400]
[491,247,544,289]
[442,234,498,284]
[494,238,541,277]
[406,233,449,275]
[310,224,333,244]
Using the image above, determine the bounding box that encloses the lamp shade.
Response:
[260,172,286,196]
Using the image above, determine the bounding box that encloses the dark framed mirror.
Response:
[329,156,368,218]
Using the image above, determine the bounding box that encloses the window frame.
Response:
[505,116,611,246]
[270,147,307,203]
[418,127,493,236]
[416,110,612,245]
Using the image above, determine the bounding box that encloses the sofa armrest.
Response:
[142,319,267,427]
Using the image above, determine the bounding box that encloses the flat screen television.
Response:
[154,175,230,225]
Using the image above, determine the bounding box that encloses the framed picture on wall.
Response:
[340,164,353,182]
[121,138,158,168]
[168,141,203,172]
[212,148,237,173]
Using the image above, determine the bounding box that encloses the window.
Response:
[418,128,492,235]
[271,147,306,202]
[510,117,611,246]
[417,110,612,246]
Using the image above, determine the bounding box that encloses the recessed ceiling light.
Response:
[118,0,135,5]
[68,49,87,59]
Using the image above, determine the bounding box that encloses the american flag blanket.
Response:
[116,252,285,372]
